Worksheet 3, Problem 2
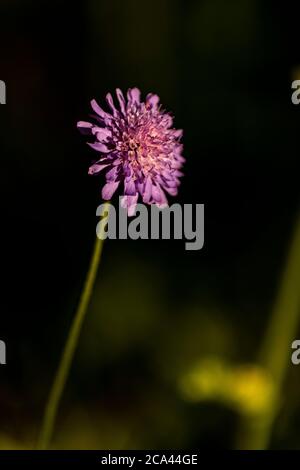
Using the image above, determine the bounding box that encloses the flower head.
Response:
[77,87,185,215]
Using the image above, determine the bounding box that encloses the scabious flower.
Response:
[77,87,185,215]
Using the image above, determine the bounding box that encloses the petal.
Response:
[88,163,110,175]
[116,88,126,114]
[156,188,168,208]
[164,186,178,196]
[112,157,122,166]
[146,93,160,108]
[171,160,183,169]
[92,127,112,142]
[127,87,141,105]
[124,178,137,196]
[77,121,93,128]
[106,93,118,117]
[77,121,93,135]
[152,184,168,208]
[173,129,183,139]
[173,170,184,177]
[137,180,145,194]
[142,176,152,203]
[163,178,178,188]
[162,170,173,180]
[162,115,173,128]
[123,163,132,177]
[88,142,111,153]
[106,166,119,182]
[151,184,163,203]
[102,181,120,200]
[90,99,111,120]
[132,88,141,102]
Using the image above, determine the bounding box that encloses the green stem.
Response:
[37,202,110,450]
[238,216,300,449]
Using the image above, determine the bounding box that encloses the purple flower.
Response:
[77,87,185,215]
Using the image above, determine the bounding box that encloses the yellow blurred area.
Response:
[0,434,32,450]
[179,358,275,417]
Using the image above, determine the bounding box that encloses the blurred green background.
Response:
[0,0,299,449]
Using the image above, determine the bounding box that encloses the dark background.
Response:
[0,0,299,449]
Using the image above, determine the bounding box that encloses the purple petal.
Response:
[173,129,183,138]
[90,99,111,120]
[88,163,110,175]
[151,184,164,204]
[156,187,168,208]
[127,87,141,104]
[77,121,93,129]
[88,142,111,153]
[112,157,122,166]
[116,88,126,114]
[162,170,173,180]
[106,93,118,117]
[162,115,173,128]
[171,160,183,169]
[164,186,178,196]
[142,176,152,203]
[146,93,160,108]
[77,121,93,135]
[102,181,120,200]
[173,170,184,177]
[123,163,132,178]
[124,178,136,196]
[163,178,178,188]
[105,166,119,182]
[92,127,112,140]
[137,180,145,194]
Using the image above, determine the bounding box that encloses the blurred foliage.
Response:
[179,358,275,416]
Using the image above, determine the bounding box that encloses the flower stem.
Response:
[37,202,110,450]
[238,216,300,449]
